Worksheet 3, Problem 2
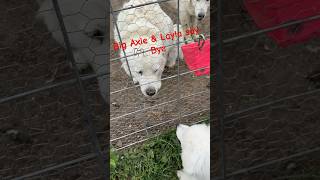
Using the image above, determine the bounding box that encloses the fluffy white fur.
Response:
[36,0,107,101]
[115,0,179,97]
[176,123,210,180]
[167,0,210,40]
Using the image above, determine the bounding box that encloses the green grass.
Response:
[110,129,182,180]
[110,117,320,180]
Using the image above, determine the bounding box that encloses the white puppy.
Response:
[176,123,210,180]
[115,0,178,97]
[36,0,108,101]
[167,0,210,40]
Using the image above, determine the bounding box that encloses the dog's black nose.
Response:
[146,88,156,96]
[198,13,205,20]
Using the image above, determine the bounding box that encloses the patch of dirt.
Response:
[212,0,320,178]
[0,0,106,179]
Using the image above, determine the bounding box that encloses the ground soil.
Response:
[0,0,107,179]
[212,0,320,178]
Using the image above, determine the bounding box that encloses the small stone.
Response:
[6,129,32,144]
[264,44,270,51]
[306,45,320,53]
[116,140,122,147]
[286,162,296,171]
[112,102,120,108]
[6,129,19,139]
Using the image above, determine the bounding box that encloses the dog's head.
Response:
[191,0,210,21]
[121,52,166,97]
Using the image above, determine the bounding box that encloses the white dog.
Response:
[36,0,107,101]
[176,123,210,180]
[115,0,179,97]
[166,0,210,40]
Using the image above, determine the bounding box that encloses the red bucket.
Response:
[244,0,320,47]
[181,39,210,76]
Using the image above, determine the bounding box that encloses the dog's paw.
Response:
[178,49,184,60]
[167,47,182,67]
[166,58,176,68]
[177,170,195,180]
[177,170,183,179]
[132,78,139,85]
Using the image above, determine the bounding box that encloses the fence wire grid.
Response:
[109,0,210,153]
[0,0,320,179]
[1,0,210,179]
[213,0,320,179]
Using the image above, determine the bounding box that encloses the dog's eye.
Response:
[138,71,143,75]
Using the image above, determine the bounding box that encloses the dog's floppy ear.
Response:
[176,124,189,141]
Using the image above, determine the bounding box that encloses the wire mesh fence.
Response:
[213,0,320,179]
[109,0,210,151]
[1,0,108,179]
[1,0,320,179]
[0,0,210,179]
